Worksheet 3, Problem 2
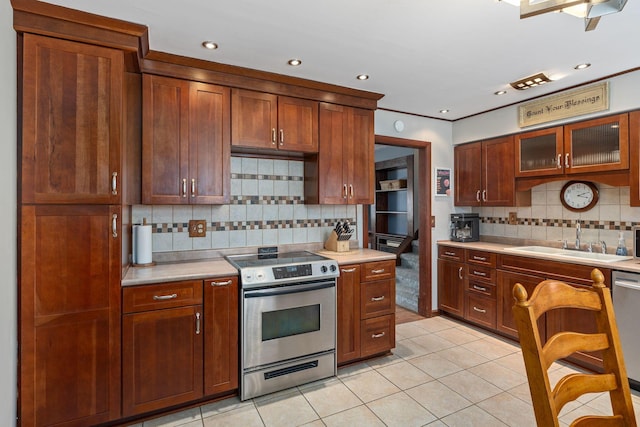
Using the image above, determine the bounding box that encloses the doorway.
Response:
[365,135,432,317]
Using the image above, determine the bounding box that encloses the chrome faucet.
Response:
[601,240,607,254]
[575,222,581,250]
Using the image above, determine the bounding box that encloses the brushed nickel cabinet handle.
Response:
[482,190,487,202]
[111,172,118,195]
[444,251,456,256]
[349,184,354,199]
[279,129,284,146]
[341,267,357,273]
[271,128,277,144]
[473,306,487,314]
[557,153,562,168]
[372,269,385,274]
[458,266,463,280]
[112,214,118,238]
[182,178,187,197]
[473,285,488,292]
[153,293,178,301]
[371,296,385,302]
[210,280,233,286]
[472,255,486,261]
[371,332,386,339]
[476,190,481,202]
[343,184,348,199]
[473,270,487,277]
[195,312,201,335]
[565,153,570,168]
[191,178,196,198]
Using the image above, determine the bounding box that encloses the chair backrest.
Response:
[512,268,637,427]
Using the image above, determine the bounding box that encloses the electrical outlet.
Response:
[508,212,518,225]
[189,220,207,237]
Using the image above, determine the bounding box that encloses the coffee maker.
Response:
[450,213,480,242]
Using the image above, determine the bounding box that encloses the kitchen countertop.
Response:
[121,248,395,286]
[438,240,640,273]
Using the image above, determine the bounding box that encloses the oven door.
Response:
[242,279,336,369]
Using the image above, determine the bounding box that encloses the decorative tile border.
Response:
[230,195,304,205]
[231,173,303,181]
[152,218,357,233]
[481,216,637,230]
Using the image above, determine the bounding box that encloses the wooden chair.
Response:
[512,268,637,427]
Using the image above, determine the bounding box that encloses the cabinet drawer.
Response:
[361,279,395,319]
[467,280,496,298]
[467,265,495,283]
[123,280,203,313]
[466,250,496,267]
[465,294,496,329]
[438,245,464,262]
[361,260,395,282]
[360,315,395,357]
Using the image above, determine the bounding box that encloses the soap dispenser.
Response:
[616,232,628,256]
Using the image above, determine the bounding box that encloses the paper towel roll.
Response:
[133,224,153,265]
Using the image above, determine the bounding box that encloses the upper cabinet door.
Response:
[315,103,349,204]
[348,107,374,204]
[515,127,564,178]
[454,142,482,206]
[277,96,319,153]
[189,82,231,204]
[231,89,278,150]
[564,113,629,174]
[21,34,124,204]
[483,136,515,206]
[142,75,190,204]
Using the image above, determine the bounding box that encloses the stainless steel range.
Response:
[226,250,339,401]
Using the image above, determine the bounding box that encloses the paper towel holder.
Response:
[132,219,156,267]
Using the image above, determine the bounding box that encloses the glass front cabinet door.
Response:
[564,113,629,174]
[515,127,563,177]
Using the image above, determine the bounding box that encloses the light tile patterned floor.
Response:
[129,315,640,427]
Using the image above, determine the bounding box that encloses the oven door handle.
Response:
[244,281,335,298]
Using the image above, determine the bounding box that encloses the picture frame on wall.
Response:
[435,167,451,197]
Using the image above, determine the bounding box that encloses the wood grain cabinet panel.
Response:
[143,74,230,204]
[305,103,374,205]
[204,277,239,396]
[437,257,465,318]
[336,264,361,365]
[231,89,318,153]
[21,33,124,204]
[20,204,121,426]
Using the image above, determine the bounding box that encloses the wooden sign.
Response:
[518,82,609,128]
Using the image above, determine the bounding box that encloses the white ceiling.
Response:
[41,0,640,120]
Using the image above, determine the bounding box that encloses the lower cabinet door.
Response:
[360,315,395,358]
[122,305,203,416]
[337,265,361,365]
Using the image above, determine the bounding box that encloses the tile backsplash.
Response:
[132,157,357,253]
[476,180,640,251]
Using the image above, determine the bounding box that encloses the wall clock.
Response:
[560,181,599,212]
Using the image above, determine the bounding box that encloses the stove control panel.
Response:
[240,260,339,286]
[272,263,312,280]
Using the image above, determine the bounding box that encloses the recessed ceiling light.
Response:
[202,41,218,50]
[356,74,369,81]
[494,90,508,95]
[574,63,591,70]
[288,59,302,66]
[439,109,450,114]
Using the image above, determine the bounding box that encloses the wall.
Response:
[454,71,640,253]
[374,110,455,310]
[132,157,358,255]
[1,0,17,424]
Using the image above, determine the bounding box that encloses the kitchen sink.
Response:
[504,245,633,263]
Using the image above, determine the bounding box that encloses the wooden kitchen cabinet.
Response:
[630,110,640,206]
[464,249,497,329]
[21,34,124,205]
[516,113,629,178]
[122,280,204,416]
[454,136,516,206]
[337,260,395,365]
[20,204,122,427]
[437,246,465,318]
[306,103,374,204]
[142,74,230,204]
[496,270,545,340]
[231,89,318,153]
[203,277,239,396]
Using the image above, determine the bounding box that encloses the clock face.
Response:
[561,181,599,212]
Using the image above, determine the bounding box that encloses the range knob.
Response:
[329,264,337,273]
[320,265,328,273]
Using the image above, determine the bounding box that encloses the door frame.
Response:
[367,135,433,317]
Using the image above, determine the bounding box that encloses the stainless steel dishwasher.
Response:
[612,270,640,390]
